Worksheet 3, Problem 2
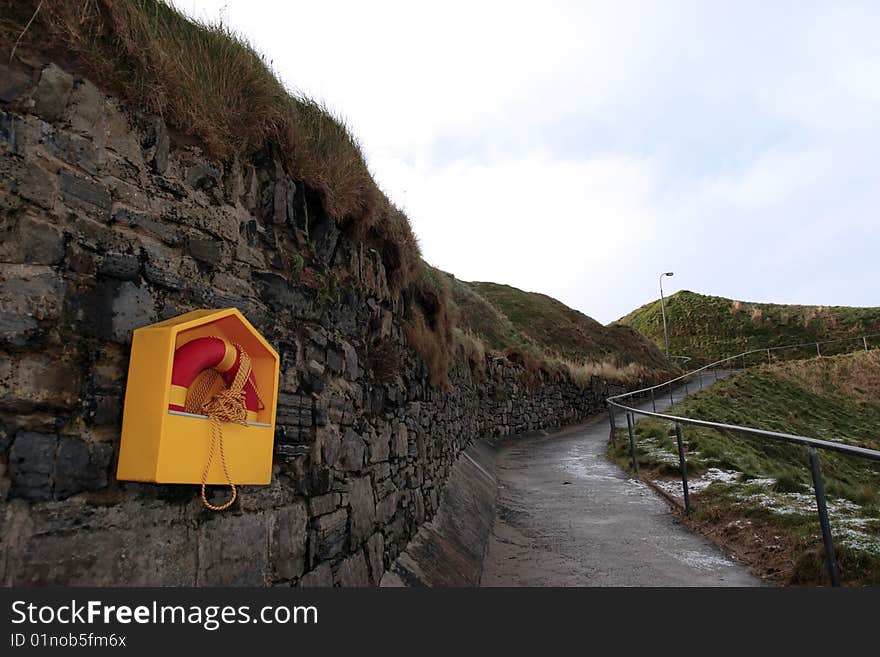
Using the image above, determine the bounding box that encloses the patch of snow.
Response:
[652,468,741,497]
[675,549,739,571]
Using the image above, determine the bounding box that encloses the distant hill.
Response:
[617,290,880,365]
[449,279,675,381]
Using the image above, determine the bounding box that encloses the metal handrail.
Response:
[606,332,880,587]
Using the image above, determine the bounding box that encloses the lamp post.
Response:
[659,272,674,358]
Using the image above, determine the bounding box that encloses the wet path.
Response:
[480,372,762,586]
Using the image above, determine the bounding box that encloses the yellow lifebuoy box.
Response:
[116,308,279,486]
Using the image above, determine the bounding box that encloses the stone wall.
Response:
[0,60,610,586]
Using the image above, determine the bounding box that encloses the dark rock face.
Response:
[0,59,617,587]
[8,431,111,501]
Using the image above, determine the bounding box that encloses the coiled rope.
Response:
[184,342,264,511]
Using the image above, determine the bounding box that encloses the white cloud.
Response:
[179,0,880,323]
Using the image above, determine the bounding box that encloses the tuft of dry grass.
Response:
[0,0,419,288]
[560,359,650,387]
[403,264,456,386]
[453,328,487,380]
[762,350,880,405]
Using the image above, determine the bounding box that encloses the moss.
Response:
[289,254,304,282]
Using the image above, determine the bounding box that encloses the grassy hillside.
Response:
[609,351,880,585]
[451,279,678,385]
[617,290,880,365]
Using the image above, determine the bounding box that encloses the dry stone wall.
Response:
[0,60,610,586]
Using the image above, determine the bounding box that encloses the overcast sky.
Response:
[182,1,878,324]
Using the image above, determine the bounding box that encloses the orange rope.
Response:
[184,343,263,511]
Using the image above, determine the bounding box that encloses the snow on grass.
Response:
[729,482,880,557]
[651,467,741,496]
[651,470,880,558]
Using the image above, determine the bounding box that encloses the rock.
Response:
[317,425,341,466]
[45,131,100,176]
[392,423,409,459]
[275,393,312,431]
[0,355,81,411]
[187,237,223,266]
[143,116,169,174]
[304,326,327,347]
[142,238,198,290]
[53,436,112,500]
[308,492,340,518]
[12,159,58,211]
[333,549,370,587]
[347,475,375,546]
[112,207,181,246]
[111,282,157,343]
[32,64,74,122]
[198,514,269,586]
[365,429,390,464]
[89,393,122,426]
[298,562,332,587]
[307,359,325,376]
[8,431,57,501]
[0,264,66,346]
[326,348,344,375]
[342,341,360,380]
[187,162,221,192]
[97,253,140,280]
[0,64,30,103]
[67,80,105,139]
[0,110,16,151]
[272,503,308,581]
[375,490,399,525]
[313,508,348,559]
[0,215,64,265]
[365,532,385,584]
[253,272,297,313]
[59,171,111,220]
[338,429,366,472]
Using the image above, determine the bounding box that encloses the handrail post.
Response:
[608,405,617,447]
[674,422,690,515]
[684,377,689,396]
[650,388,656,412]
[808,447,840,587]
[668,383,674,405]
[626,412,638,475]
[865,336,869,352]
[816,342,821,357]
[767,348,771,364]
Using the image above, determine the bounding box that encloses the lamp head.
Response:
[664,272,674,277]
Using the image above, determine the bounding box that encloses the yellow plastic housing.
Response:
[116,308,279,485]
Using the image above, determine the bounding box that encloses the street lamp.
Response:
[659,272,674,358]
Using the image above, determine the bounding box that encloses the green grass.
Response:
[617,290,880,366]
[609,351,880,585]
[458,280,676,379]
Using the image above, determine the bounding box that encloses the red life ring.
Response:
[168,337,261,421]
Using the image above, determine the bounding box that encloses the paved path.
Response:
[480,371,762,586]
